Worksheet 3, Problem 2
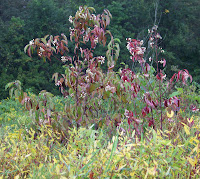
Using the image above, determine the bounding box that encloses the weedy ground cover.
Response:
[0,5,200,178]
[0,105,199,178]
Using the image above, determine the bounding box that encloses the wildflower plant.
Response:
[23,5,198,140]
[22,6,198,140]
[2,5,200,178]
[24,6,123,134]
[123,24,194,134]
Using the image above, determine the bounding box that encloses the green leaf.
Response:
[24,44,30,53]
[51,47,56,53]
[169,91,182,98]
[10,87,14,98]
[52,72,59,82]
[77,106,82,116]
[42,56,46,62]
[103,91,110,100]
[77,147,102,175]
[177,88,183,94]
[41,38,47,44]
[114,38,121,43]
[44,35,49,40]
[105,30,113,38]
[89,84,97,93]
[105,135,118,172]
[171,146,178,158]
[88,7,96,13]
[5,82,14,90]
[14,89,19,97]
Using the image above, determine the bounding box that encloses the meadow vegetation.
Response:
[0,6,199,178]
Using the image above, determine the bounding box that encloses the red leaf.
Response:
[170,73,177,83]
[143,106,151,114]
[145,63,150,72]
[133,117,141,125]
[122,75,130,82]
[28,47,32,57]
[156,73,161,80]
[89,171,94,179]
[142,109,146,117]
[184,69,189,74]
[106,15,110,26]
[164,100,168,107]
[128,118,131,125]
[177,70,182,81]
[163,59,166,67]
[148,120,153,127]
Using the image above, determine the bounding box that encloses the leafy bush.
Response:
[1,5,199,178]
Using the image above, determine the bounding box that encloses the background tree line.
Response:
[0,0,199,100]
